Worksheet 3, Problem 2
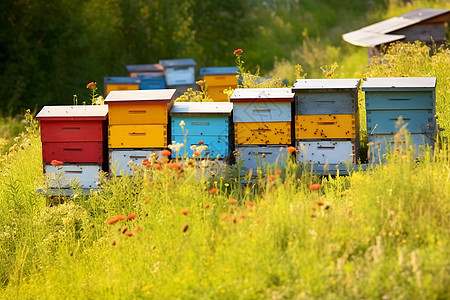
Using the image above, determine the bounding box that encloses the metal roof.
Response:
[104,89,176,103]
[230,88,294,102]
[169,102,233,116]
[125,64,164,73]
[343,8,450,47]
[104,77,140,84]
[159,58,197,68]
[362,77,436,91]
[200,67,239,76]
[36,105,108,120]
[292,79,361,91]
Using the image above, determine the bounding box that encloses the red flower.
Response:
[146,163,151,168]
[117,215,126,220]
[86,82,96,89]
[126,214,136,220]
[198,140,204,145]
[228,198,238,204]
[233,48,243,55]
[161,150,171,157]
[167,162,182,169]
[246,201,255,207]
[208,188,217,194]
[181,209,190,215]
[196,80,205,85]
[193,151,199,156]
[316,200,324,206]
[309,183,322,191]
[107,216,120,225]
[123,231,134,237]
[268,174,276,181]
[154,164,162,170]
[287,146,296,153]
[142,159,149,165]
[50,160,63,166]
[275,169,282,174]
[204,203,210,208]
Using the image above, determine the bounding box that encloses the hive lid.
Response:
[159,58,197,68]
[104,89,177,104]
[362,77,436,91]
[125,64,164,73]
[36,105,108,121]
[230,88,294,102]
[200,67,239,76]
[104,77,141,84]
[292,79,361,92]
[170,102,233,116]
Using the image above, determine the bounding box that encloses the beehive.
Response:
[159,58,197,86]
[200,67,239,102]
[105,89,176,174]
[103,77,140,96]
[292,79,361,173]
[125,63,164,77]
[36,105,108,189]
[138,73,166,90]
[170,102,233,160]
[230,88,294,170]
[362,77,436,163]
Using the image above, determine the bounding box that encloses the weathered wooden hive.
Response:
[200,67,239,102]
[169,102,233,161]
[104,89,176,174]
[292,79,361,174]
[362,77,436,163]
[36,105,109,189]
[230,88,294,170]
[103,76,140,97]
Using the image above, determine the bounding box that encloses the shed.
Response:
[342,8,450,58]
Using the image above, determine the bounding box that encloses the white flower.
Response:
[179,120,186,127]
[190,145,197,151]
[197,145,208,155]
[168,141,184,154]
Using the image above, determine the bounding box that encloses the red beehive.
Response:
[36,105,108,164]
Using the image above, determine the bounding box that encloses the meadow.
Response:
[0,42,449,299]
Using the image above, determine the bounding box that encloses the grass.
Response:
[0,43,449,299]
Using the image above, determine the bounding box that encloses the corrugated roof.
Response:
[169,102,233,115]
[292,79,361,91]
[362,77,436,91]
[343,8,450,47]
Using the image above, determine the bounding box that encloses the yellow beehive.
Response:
[105,84,140,96]
[108,125,167,148]
[201,67,239,102]
[108,102,168,125]
[235,122,291,145]
[295,114,355,139]
[207,86,232,102]
[204,74,238,87]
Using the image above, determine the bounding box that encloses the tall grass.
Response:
[0,44,449,299]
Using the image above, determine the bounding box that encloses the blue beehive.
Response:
[138,73,166,90]
[362,77,436,163]
[159,58,197,86]
[169,102,233,160]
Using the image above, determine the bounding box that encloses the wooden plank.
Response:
[171,116,229,136]
[295,92,356,115]
[366,109,434,134]
[109,149,164,175]
[108,125,167,148]
[365,91,433,110]
[296,140,355,165]
[108,102,168,125]
[42,142,104,163]
[44,164,102,189]
[235,122,291,145]
[235,145,288,171]
[204,74,238,86]
[40,120,106,142]
[295,114,356,139]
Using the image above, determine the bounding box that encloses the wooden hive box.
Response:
[170,102,233,159]
[138,73,166,90]
[362,77,436,163]
[36,105,109,189]
[105,89,176,148]
[230,88,294,146]
[103,77,140,97]
[109,148,165,175]
[159,58,197,87]
[200,67,239,102]
[125,63,164,77]
[235,145,288,171]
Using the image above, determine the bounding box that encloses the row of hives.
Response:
[36,77,437,190]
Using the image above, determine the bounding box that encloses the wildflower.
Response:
[220,213,230,221]
[127,214,136,220]
[275,169,282,175]
[167,162,182,169]
[181,209,190,215]
[239,213,246,219]
[246,201,255,207]
[86,82,96,89]
[233,48,243,55]
[168,141,184,154]
[311,213,317,218]
[204,203,210,208]
[309,183,322,191]
[117,215,126,220]
[142,159,149,165]
[107,216,121,225]
[287,146,296,153]
[316,201,324,206]
[255,218,261,223]
[50,160,63,166]
[198,140,204,145]
[134,226,142,232]
[146,162,151,168]
[123,231,134,237]
[311,206,316,211]
[228,198,238,204]
[268,174,276,181]
[179,120,186,127]
[209,188,217,194]
[196,80,205,85]
[326,72,332,77]
[193,151,199,157]
[161,150,171,157]
[154,164,162,170]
